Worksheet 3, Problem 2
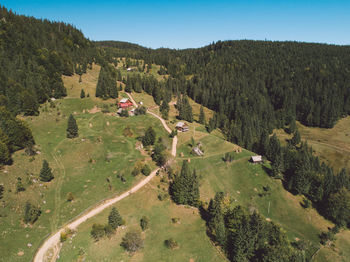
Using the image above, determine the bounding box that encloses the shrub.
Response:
[90,223,105,241]
[66,192,74,202]
[60,228,74,242]
[141,164,151,176]
[24,202,41,224]
[140,216,149,231]
[164,238,178,249]
[120,231,144,253]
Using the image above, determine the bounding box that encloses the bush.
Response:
[164,238,178,249]
[140,216,149,231]
[134,106,147,115]
[16,177,25,192]
[120,109,129,117]
[169,129,177,138]
[171,217,180,224]
[60,228,74,242]
[141,164,151,176]
[120,231,144,253]
[123,127,133,137]
[90,223,106,241]
[24,202,41,224]
[66,192,74,202]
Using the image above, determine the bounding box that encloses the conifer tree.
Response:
[160,100,169,120]
[0,141,10,165]
[66,114,78,138]
[80,89,85,98]
[0,184,4,200]
[199,105,206,124]
[170,160,200,207]
[108,207,123,229]
[142,127,156,146]
[39,160,54,182]
[290,130,301,146]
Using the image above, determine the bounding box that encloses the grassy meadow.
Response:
[0,68,169,261]
[275,117,350,172]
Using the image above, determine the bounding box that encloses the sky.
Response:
[2,0,349,49]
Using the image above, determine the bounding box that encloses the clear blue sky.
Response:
[2,0,349,49]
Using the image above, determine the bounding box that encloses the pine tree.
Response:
[108,207,123,229]
[66,114,78,138]
[39,160,54,182]
[0,141,10,165]
[160,100,169,120]
[199,105,206,124]
[291,130,301,146]
[0,184,4,200]
[142,127,156,146]
[80,89,85,98]
[170,160,200,206]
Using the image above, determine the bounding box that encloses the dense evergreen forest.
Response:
[98,40,350,149]
[0,6,95,164]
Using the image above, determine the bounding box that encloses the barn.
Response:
[118,98,133,108]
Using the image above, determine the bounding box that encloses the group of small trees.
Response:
[142,127,156,146]
[169,160,200,207]
[177,96,193,123]
[206,192,304,261]
[95,64,118,99]
[91,207,124,241]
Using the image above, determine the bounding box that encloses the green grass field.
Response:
[59,176,225,262]
[0,71,170,261]
[58,121,338,262]
[275,117,350,172]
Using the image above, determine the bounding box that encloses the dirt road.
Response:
[33,94,177,262]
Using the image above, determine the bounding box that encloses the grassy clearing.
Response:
[59,176,225,262]
[275,117,350,172]
[314,230,350,262]
[174,133,333,248]
[63,64,101,99]
[0,78,170,261]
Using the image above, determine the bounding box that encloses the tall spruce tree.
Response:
[80,89,85,98]
[108,207,123,229]
[67,114,79,138]
[39,160,54,182]
[199,105,206,124]
[170,160,200,207]
[0,141,10,165]
[0,184,4,200]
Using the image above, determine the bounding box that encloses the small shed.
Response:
[251,155,263,164]
[118,98,133,108]
[175,122,189,132]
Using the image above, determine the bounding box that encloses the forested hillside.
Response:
[0,6,95,165]
[99,40,350,150]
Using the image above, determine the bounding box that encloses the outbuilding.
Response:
[251,155,263,164]
[175,122,189,132]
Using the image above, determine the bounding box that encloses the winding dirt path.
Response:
[33,94,177,262]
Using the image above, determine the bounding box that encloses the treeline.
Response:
[0,6,96,161]
[206,192,307,261]
[0,107,34,166]
[101,40,350,150]
[95,64,119,99]
[265,134,350,227]
[0,5,95,116]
